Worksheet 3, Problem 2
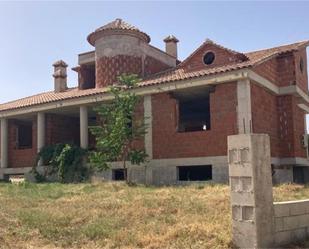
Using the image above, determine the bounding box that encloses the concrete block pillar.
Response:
[144,95,153,185]
[237,79,252,134]
[80,106,89,149]
[37,112,45,166]
[0,118,8,168]
[228,134,274,248]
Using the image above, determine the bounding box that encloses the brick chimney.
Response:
[164,35,179,59]
[53,60,68,92]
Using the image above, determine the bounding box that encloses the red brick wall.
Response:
[253,58,278,84]
[152,82,238,159]
[8,119,37,168]
[144,56,172,76]
[295,48,308,93]
[79,64,96,90]
[277,53,296,87]
[95,55,172,88]
[4,114,81,168]
[251,83,307,158]
[253,50,308,92]
[180,43,245,72]
[277,95,294,157]
[291,96,307,158]
[251,83,280,156]
[46,114,80,146]
[96,55,143,88]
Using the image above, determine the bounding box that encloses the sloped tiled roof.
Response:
[178,39,249,68]
[0,40,308,113]
[87,18,151,45]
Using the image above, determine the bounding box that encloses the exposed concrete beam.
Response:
[298,103,309,113]
[247,70,280,94]
[247,69,309,104]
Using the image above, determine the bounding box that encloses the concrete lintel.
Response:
[247,70,280,94]
[247,69,309,104]
[107,156,228,168]
[78,51,95,65]
[298,103,309,113]
[0,167,33,175]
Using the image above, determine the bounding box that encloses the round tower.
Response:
[87,18,151,88]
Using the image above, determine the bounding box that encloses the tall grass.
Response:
[0,182,308,248]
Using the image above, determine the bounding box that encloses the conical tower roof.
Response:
[87,18,150,45]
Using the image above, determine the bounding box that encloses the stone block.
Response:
[232,205,241,221]
[290,201,309,216]
[297,214,309,228]
[230,192,255,206]
[284,216,301,230]
[242,206,254,221]
[274,231,292,246]
[232,221,256,248]
[275,217,284,232]
[274,203,290,217]
[229,164,253,177]
[291,228,307,241]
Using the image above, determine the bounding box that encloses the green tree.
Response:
[89,74,148,182]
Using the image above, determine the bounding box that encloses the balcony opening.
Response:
[173,87,212,132]
[16,121,32,149]
[112,169,126,181]
[79,64,96,90]
[178,165,212,181]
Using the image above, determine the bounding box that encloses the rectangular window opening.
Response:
[177,94,211,132]
[79,64,96,90]
[178,165,212,181]
[112,169,126,181]
[17,122,33,149]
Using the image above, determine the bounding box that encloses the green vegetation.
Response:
[1,183,309,248]
[34,143,88,183]
[90,74,148,182]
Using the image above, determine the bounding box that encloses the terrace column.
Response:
[80,106,88,149]
[144,95,153,185]
[37,112,45,166]
[0,118,8,168]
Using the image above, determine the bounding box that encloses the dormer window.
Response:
[203,52,215,65]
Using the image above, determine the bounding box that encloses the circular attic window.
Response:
[203,52,215,65]
[300,58,304,73]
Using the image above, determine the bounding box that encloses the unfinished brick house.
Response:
[0,19,308,184]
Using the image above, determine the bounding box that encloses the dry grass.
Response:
[0,182,309,249]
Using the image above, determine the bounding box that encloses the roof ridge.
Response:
[204,38,247,57]
[245,40,309,55]
[177,38,247,69]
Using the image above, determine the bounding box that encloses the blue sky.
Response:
[0,1,308,104]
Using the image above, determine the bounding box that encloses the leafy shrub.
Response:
[34,143,89,183]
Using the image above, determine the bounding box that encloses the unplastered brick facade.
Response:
[0,18,308,184]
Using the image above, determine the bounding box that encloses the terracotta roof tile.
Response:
[87,18,150,45]
[0,88,108,112]
[0,40,308,113]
